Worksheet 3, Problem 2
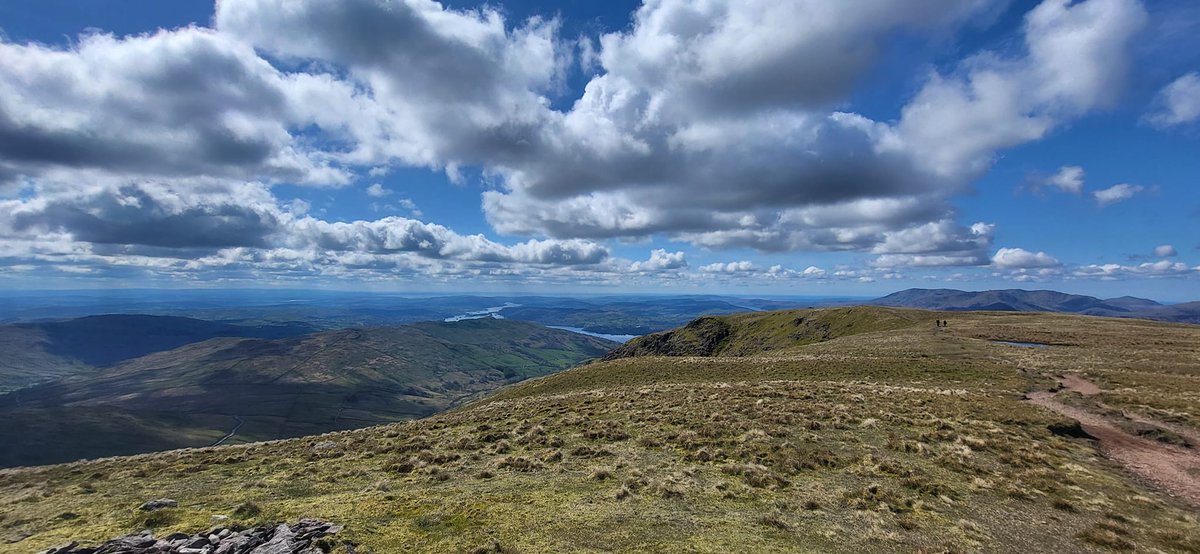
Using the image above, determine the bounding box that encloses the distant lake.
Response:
[547,326,639,343]
[444,303,520,322]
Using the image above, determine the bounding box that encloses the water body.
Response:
[994,340,1051,348]
[547,326,639,343]
[444,303,521,322]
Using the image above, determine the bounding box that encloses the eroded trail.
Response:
[1027,374,1200,508]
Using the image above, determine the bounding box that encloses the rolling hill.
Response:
[2,308,1198,552]
[0,318,614,467]
[0,315,316,392]
[871,288,1200,323]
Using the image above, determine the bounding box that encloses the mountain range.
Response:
[871,288,1200,323]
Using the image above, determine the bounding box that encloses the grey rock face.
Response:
[38,519,343,554]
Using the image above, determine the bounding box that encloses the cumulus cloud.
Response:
[0,181,611,277]
[0,0,1177,287]
[629,249,687,272]
[1154,244,1177,257]
[1093,183,1144,206]
[0,28,349,187]
[1145,72,1200,128]
[216,0,566,174]
[482,0,1146,255]
[1,181,281,249]
[870,221,994,267]
[991,247,1062,269]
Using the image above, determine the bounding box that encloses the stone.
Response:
[39,520,341,554]
[139,499,178,511]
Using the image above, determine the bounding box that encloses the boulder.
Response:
[138,498,178,511]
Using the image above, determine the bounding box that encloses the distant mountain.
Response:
[1102,296,1163,310]
[0,318,614,467]
[871,288,1197,323]
[1135,301,1200,324]
[0,315,316,392]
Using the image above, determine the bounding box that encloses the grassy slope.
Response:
[0,319,614,467]
[1,308,1198,553]
[0,315,316,392]
[0,326,90,393]
[603,306,924,359]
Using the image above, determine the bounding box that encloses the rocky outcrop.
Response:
[603,316,733,360]
[38,519,343,554]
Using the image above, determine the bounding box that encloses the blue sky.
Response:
[0,0,1197,300]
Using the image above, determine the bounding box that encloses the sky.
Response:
[0,0,1197,300]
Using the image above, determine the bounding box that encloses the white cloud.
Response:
[0,28,350,187]
[0,0,1179,289]
[873,254,988,268]
[483,0,1146,254]
[1041,165,1085,194]
[1075,260,1196,279]
[991,247,1062,269]
[869,221,994,267]
[629,249,687,272]
[700,261,755,273]
[0,181,612,276]
[893,0,1146,179]
[1145,72,1200,128]
[216,0,566,175]
[1154,244,1177,257]
[365,183,391,197]
[1093,183,1144,206]
[396,198,422,217]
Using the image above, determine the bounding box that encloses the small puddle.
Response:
[993,340,1051,348]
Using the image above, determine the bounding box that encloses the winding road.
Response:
[210,415,245,447]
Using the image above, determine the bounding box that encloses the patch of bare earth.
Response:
[1027,374,1200,507]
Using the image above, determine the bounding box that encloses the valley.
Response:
[2,308,1197,553]
[0,318,614,467]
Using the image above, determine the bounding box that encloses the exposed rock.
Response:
[38,519,341,554]
[604,316,733,360]
[1047,420,1096,440]
[139,498,178,511]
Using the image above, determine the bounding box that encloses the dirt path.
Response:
[1027,373,1200,508]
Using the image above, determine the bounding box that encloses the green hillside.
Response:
[603,307,924,359]
[0,315,316,393]
[0,318,614,467]
[1,308,1198,553]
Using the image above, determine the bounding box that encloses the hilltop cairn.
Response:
[38,519,343,554]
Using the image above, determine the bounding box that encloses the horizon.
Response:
[0,285,1191,305]
[1,0,1198,300]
